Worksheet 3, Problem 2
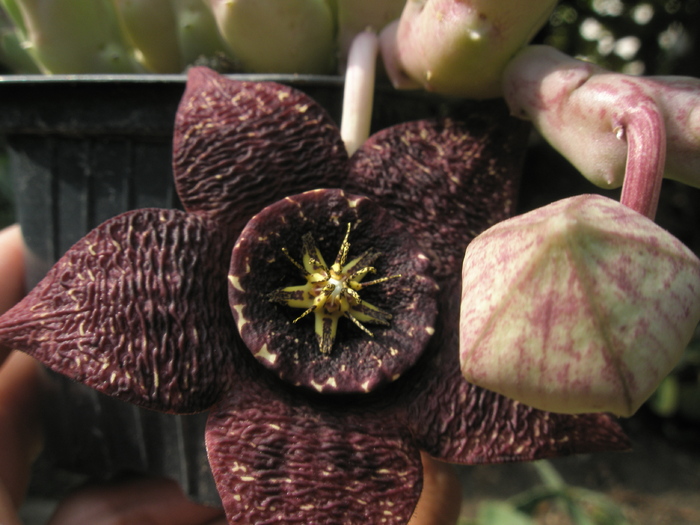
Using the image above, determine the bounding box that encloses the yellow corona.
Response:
[270,224,400,354]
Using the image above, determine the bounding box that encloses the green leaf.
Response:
[649,375,680,417]
[476,501,535,525]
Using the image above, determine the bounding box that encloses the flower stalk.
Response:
[618,103,666,220]
[340,30,378,156]
[335,0,404,68]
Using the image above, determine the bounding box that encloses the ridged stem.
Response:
[619,103,666,221]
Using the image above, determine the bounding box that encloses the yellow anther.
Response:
[270,224,400,354]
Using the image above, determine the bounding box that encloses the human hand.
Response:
[0,224,461,525]
[46,456,460,525]
[0,224,44,525]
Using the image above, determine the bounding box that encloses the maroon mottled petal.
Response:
[229,189,439,394]
[173,67,348,239]
[346,102,529,280]
[399,277,631,463]
[206,380,422,524]
[0,209,239,413]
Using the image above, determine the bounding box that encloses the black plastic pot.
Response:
[0,73,453,507]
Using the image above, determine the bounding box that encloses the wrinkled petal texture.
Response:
[346,108,630,462]
[0,69,633,525]
[173,67,349,239]
[346,107,525,281]
[206,381,421,524]
[0,209,238,413]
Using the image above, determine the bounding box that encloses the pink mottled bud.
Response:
[460,194,700,417]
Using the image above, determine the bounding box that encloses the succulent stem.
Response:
[10,0,140,73]
[173,0,233,67]
[111,0,182,73]
[618,104,666,221]
[340,30,378,156]
[204,0,335,74]
[379,0,556,98]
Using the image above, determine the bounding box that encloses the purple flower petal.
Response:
[206,380,422,524]
[173,67,349,240]
[346,103,528,280]
[0,209,238,413]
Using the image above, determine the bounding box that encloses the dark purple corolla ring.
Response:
[229,189,439,394]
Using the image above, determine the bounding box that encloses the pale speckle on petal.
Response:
[228,274,245,292]
[254,344,278,365]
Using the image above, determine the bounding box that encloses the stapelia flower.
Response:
[0,68,630,524]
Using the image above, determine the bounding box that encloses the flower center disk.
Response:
[271,222,401,356]
[228,189,439,394]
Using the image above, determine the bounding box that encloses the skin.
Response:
[0,224,461,524]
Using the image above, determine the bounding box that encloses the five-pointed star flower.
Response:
[0,67,629,524]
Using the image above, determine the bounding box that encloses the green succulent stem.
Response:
[0,25,39,72]
[173,0,234,67]
[8,0,140,73]
[204,0,335,74]
[111,0,182,73]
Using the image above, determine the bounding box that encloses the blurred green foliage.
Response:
[462,461,630,525]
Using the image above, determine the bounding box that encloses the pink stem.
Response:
[340,30,379,156]
[619,103,666,221]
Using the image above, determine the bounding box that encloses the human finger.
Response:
[0,351,46,510]
[48,475,226,525]
[408,452,462,525]
[0,482,22,525]
[0,224,26,363]
[0,223,46,518]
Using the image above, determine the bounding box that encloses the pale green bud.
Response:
[379,0,556,98]
[204,0,335,74]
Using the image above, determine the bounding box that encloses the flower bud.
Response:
[379,0,556,98]
[460,195,700,416]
